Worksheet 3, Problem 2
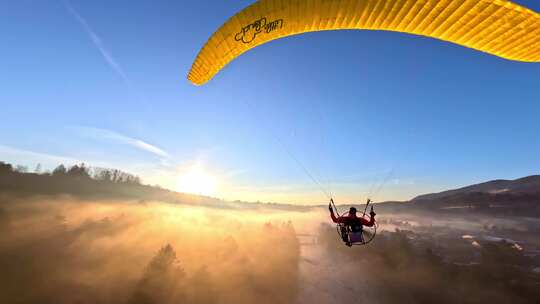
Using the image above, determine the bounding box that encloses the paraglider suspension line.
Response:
[241,97,333,201]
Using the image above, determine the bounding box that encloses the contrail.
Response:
[64,1,130,84]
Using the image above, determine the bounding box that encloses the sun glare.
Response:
[176,168,218,196]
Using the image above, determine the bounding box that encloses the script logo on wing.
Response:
[235,17,283,44]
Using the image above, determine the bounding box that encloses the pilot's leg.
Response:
[340,226,351,246]
[339,226,348,241]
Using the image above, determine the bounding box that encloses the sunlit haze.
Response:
[176,166,218,196]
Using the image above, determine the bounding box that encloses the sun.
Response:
[176,167,218,196]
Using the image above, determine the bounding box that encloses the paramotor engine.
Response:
[331,199,378,246]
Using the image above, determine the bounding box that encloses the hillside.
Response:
[400,175,540,217]
[413,175,540,202]
[0,161,312,212]
[0,161,223,205]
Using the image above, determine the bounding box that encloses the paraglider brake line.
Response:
[330,197,339,216]
[362,199,370,217]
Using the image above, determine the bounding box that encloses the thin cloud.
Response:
[223,168,249,178]
[0,144,109,169]
[75,126,169,158]
[131,140,169,158]
[64,1,130,84]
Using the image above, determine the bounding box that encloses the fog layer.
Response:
[2,195,539,304]
[0,195,302,304]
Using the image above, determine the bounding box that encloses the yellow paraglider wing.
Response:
[188,0,540,85]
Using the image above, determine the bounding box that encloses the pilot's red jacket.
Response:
[330,209,375,227]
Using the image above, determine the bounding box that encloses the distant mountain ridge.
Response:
[412,175,540,202]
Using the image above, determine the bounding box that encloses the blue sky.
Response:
[1,0,539,204]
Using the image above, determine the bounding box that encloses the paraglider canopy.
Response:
[189,0,540,85]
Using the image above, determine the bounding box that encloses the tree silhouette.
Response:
[0,162,13,173]
[67,163,90,178]
[52,164,67,176]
